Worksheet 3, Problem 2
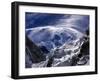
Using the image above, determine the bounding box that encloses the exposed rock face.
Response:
[25,26,89,68]
[77,29,89,65]
[25,36,46,68]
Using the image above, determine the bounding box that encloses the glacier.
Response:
[25,26,89,68]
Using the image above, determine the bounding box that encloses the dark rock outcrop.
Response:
[25,36,46,68]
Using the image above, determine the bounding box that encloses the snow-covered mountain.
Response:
[25,26,89,68]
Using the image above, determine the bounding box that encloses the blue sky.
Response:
[25,12,89,33]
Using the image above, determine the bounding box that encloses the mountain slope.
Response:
[26,26,89,67]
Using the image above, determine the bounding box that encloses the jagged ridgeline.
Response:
[25,26,89,68]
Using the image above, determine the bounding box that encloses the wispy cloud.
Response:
[26,12,89,32]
